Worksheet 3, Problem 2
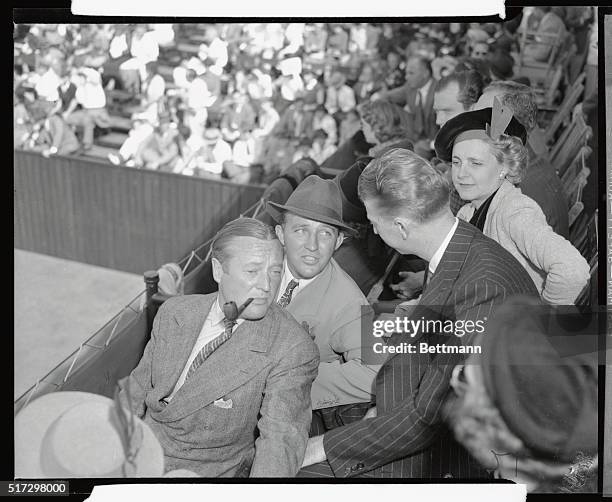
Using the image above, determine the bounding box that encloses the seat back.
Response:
[549,113,592,179]
[544,72,586,144]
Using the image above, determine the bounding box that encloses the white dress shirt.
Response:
[417,78,434,105]
[165,297,244,402]
[428,217,459,275]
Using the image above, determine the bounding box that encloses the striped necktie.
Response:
[184,317,237,381]
[278,279,299,308]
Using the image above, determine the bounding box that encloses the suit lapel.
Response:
[155,295,215,399]
[157,308,276,422]
[387,221,476,359]
[421,220,475,305]
[286,260,334,316]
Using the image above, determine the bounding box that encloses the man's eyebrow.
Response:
[242,259,265,267]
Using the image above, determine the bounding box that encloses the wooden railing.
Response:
[14,150,265,274]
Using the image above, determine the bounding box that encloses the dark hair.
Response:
[437,70,485,111]
[407,55,433,77]
[454,58,492,87]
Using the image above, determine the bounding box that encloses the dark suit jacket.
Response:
[385,78,439,141]
[119,294,319,477]
[322,220,539,478]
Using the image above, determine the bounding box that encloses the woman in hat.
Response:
[434,102,589,305]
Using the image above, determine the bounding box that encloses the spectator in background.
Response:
[108,116,155,167]
[119,24,159,95]
[14,87,34,149]
[308,129,336,165]
[64,64,111,152]
[149,24,175,48]
[133,61,166,125]
[487,44,516,81]
[381,50,405,91]
[353,64,380,104]
[311,105,337,146]
[184,68,215,139]
[470,41,490,60]
[327,25,349,58]
[380,55,438,156]
[252,98,280,140]
[433,70,485,128]
[27,99,80,157]
[136,114,180,172]
[34,52,63,107]
[522,7,568,63]
[304,23,328,57]
[278,23,306,59]
[301,70,326,112]
[349,23,369,53]
[220,91,257,143]
[338,109,361,146]
[187,127,233,178]
[276,57,305,112]
[324,71,356,119]
[200,25,229,72]
[358,100,414,157]
[292,137,313,164]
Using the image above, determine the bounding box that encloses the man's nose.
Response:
[304,232,318,251]
[256,271,271,292]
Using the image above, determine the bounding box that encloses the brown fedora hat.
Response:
[267,175,356,235]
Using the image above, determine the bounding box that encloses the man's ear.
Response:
[334,231,345,251]
[275,224,286,246]
[211,257,224,284]
[394,217,410,240]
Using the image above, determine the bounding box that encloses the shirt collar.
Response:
[429,217,459,275]
[276,258,319,301]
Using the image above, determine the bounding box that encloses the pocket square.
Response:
[213,398,233,409]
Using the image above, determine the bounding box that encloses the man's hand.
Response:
[301,435,326,468]
[390,270,425,300]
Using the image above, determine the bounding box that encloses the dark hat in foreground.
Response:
[479,296,598,463]
[434,105,527,162]
[267,175,356,235]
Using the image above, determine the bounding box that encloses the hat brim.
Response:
[15,392,164,478]
[434,108,527,162]
[266,201,357,236]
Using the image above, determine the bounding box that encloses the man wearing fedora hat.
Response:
[268,175,380,433]
[118,217,319,477]
[299,148,538,478]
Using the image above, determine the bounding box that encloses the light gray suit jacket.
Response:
[284,258,379,410]
[457,180,589,304]
[119,293,319,477]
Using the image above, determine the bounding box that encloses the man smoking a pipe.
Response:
[119,217,319,477]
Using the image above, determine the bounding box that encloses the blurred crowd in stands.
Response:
[14,9,597,186]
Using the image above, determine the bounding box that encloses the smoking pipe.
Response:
[223,297,254,321]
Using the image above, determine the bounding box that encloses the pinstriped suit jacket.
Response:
[323,220,539,478]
